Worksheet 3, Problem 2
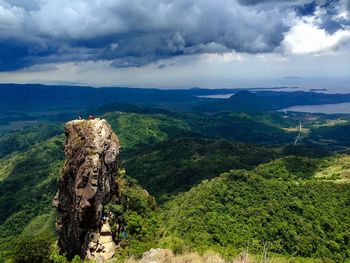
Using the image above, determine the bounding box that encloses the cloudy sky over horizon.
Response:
[0,0,350,90]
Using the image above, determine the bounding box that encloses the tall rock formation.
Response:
[53,118,120,261]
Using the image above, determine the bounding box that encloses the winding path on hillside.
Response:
[294,121,302,146]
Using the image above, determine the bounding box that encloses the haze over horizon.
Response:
[0,0,350,91]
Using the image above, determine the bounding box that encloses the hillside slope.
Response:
[124,138,282,201]
[0,107,348,262]
[161,156,350,261]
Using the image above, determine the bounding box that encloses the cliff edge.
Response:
[53,118,120,261]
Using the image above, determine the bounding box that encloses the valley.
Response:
[0,85,350,262]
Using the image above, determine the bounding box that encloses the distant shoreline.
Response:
[310,88,328,92]
[279,102,350,114]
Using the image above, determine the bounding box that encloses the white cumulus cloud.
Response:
[282,19,350,54]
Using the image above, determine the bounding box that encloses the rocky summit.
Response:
[53,118,120,261]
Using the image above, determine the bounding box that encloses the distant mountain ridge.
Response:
[196,90,275,112]
[2,84,350,115]
[0,83,197,112]
[196,90,350,113]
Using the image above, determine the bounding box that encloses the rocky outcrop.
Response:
[53,118,120,260]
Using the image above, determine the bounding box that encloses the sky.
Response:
[0,0,350,90]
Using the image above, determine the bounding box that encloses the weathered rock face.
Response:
[53,118,120,260]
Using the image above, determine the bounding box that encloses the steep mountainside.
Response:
[161,156,350,261]
[0,135,64,260]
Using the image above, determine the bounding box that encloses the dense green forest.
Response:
[0,102,350,262]
[161,158,350,262]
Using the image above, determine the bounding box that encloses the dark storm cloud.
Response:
[0,41,29,70]
[237,0,309,5]
[0,0,348,71]
[296,1,318,15]
[346,0,350,10]
[6,0,39,11]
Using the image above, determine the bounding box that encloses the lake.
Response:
[280,102,350,114]
[197,93,234,99]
